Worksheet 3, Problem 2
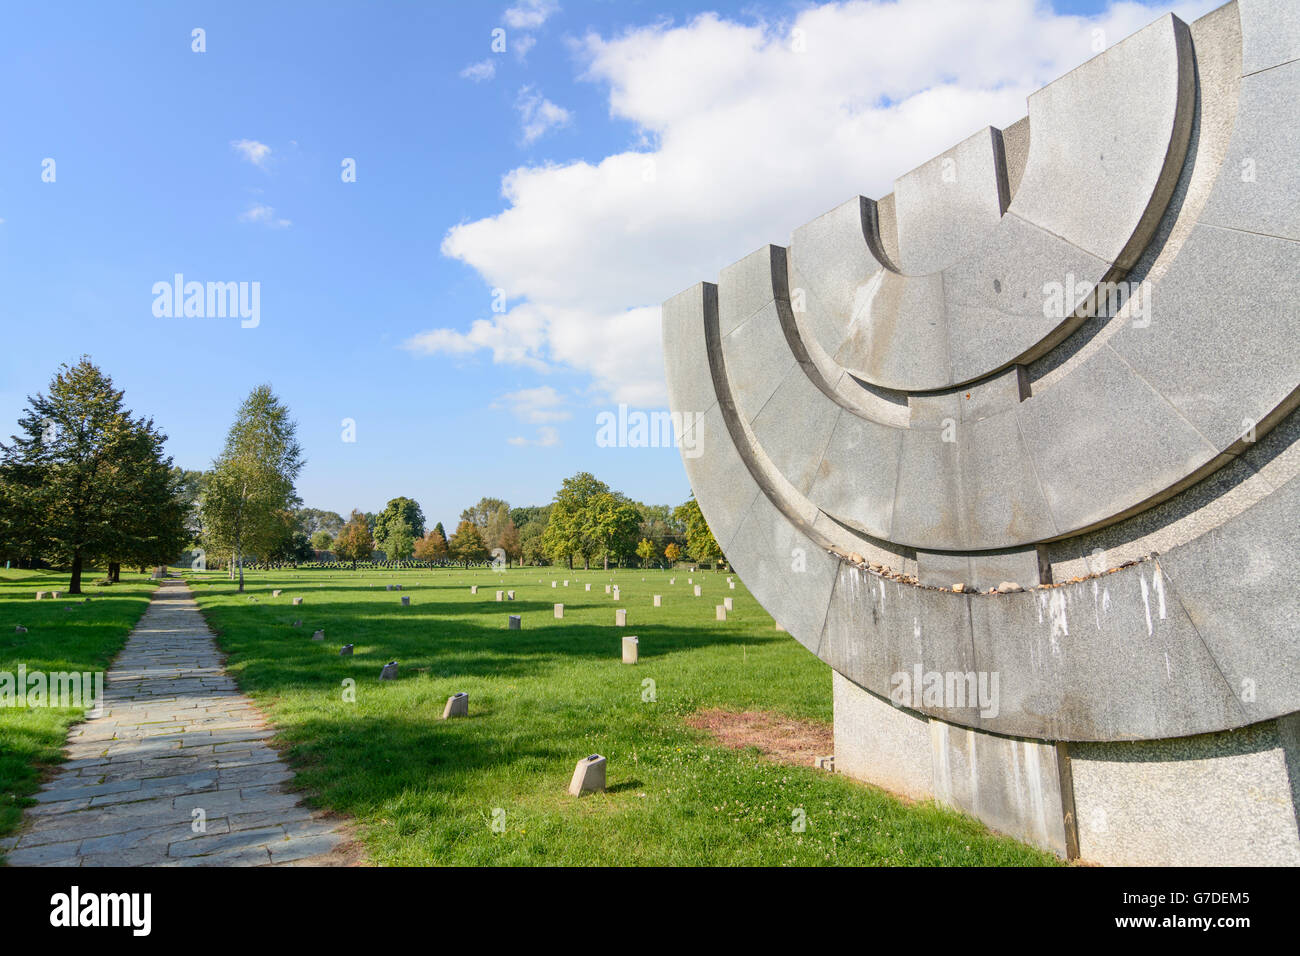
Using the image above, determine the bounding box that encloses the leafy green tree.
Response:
[448,519,487,568]
[664,542,682,565]
[589,492,641,570]
[310,530,334,552]
[461,497,509,531]
[333,509,374,569]
[543,472,610,569]
[674,496,724,569]
[383,518,416,562]
[200,385,304,591]
[636,538,656,568]
[299,508,346,538]
[518,507,551,566]
[0,358,184,593]
[373,497,425,552]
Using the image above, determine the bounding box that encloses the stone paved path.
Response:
[1,578,351,866]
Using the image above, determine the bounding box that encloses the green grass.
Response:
[191,566,1060,866]
[0,569,157,845]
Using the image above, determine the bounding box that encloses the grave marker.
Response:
[568,754,607,796]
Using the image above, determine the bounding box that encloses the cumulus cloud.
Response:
[504,0,559,30]
[515,86,572,144]
[495,385,572,424]
[460,59,496,82]
[238,203,291,228]
[231,139,272,168]
[508,425,561,447]
[418,0,1217,406]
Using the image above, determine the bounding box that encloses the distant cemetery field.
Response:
[0,570,157,840]
[187,565,1059,866]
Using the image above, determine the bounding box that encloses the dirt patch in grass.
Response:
[686,708,833,767]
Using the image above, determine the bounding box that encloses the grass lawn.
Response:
[0,569,157,846]
[192,565,1060,866]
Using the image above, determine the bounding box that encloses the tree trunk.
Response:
[69,550,83,595]
[109,561,120,583]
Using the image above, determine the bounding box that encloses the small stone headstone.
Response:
[272,589,282,597]
[471,585,478,595]
[616,609,627,627]
[723,597,733,611]
[670,578,675,585]
[814,755,835,772]
[554,604,564,619]
[340,644,354,656]
[386,585,393,591]
[552,581,557,588]
[496,590,504,601]
[568,754,607,796]
[443,692,469,719]
[622,635,638,664]
[292,620,302,628]
[694,585,702,597]
[563,580,569,587]
[508,615,521,630]
[585,583,591,591]
[729,581,735,590]
[688,578,693,584]
[394,584,402,591]
[653,595,661,607]
[35,591,47,600]
[15,625,27,634]
[380,661,399,680]
[312,629,325,641]
[292,597,303,606]
[605,584,611,594]
[716,605,727,621]
[52,591,62,599]
[507,590,515,600]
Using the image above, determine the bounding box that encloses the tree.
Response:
[664,542,682,566]
[448,519,487,568]
[461,497,509,531]
[636,538,656,568]
[498,519,521,565]
[333,510,374,569]
[299,508,346,538]
[200,385,304,591]
[543,472,610,569]
[310,530,334,552]
[674,496,723,569]
[373,497,425,556]
[0,358,185,593]
[98,425,189,580]
[589,492,642,570]
[413,526,447,563]
[383,518,416,562]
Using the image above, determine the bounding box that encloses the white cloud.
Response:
[238,203,291,228]
[402,303,550,371]
[508,425,560,447]
[495,385,572,424]
[231,139,272,168]
[504,0,559,30]
[515,86,572,144]
[420,0,1217,406]
[513,34,538,61]
[460,59,496,82]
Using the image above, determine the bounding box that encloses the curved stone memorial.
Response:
[662,0,1300,865]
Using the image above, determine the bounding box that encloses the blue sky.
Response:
[0,0,1210,530]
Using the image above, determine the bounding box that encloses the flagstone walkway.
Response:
[1,578,352,866]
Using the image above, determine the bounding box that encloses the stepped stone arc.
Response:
[661,0,1300,866]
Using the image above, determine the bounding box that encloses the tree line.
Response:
[0,359,725,594]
